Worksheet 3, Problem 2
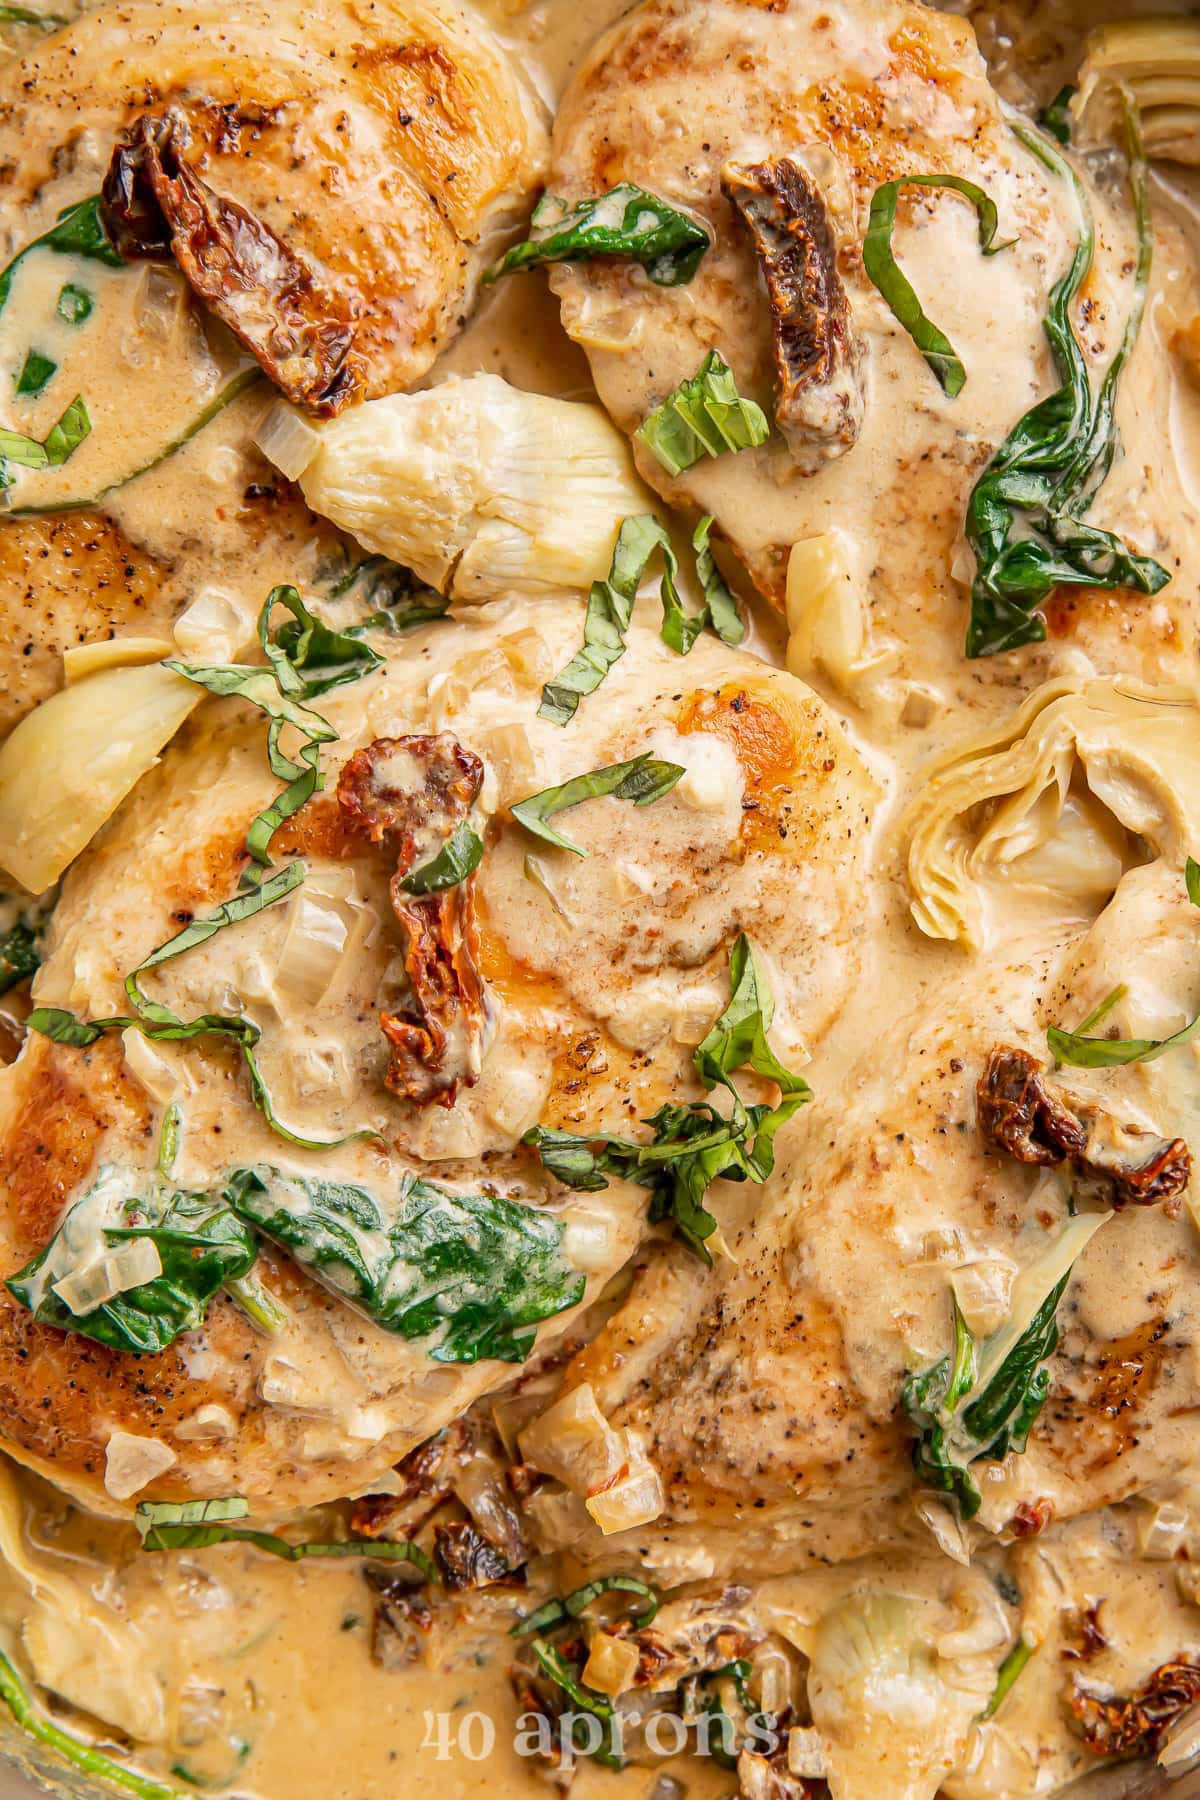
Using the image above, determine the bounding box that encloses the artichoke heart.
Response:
[904,677,1200,949]
[1076,18,1200,164]
[259,373,654,602]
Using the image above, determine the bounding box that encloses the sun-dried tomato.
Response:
[338,734,489,1108]
[978,1047,1190,1209]
[102,108,362,413]
[1072,1659,1200,1756]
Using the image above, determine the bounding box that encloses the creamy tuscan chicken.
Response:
[0,0,1199,1796]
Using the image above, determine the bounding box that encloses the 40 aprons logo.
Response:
[421,1705,783,1767]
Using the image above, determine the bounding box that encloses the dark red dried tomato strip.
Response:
[338,734,488,1109]
[101,108,362,414]
[978,1046,1190,1209]
[722,156,864,471]
[1072,1659,1200,1756]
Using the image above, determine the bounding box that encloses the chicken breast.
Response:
[0,597,876,1513]
[546,0,1200,714]
[525,677,1200,1581]
[0,0,547,730]
[0,0,546,404]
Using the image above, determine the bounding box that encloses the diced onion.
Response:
[950,1259,1016,1337]
[63,636,174,684]
[788,1728,830,1780]
[52,1237,163,1316]
[1137,1497,1192,1560]
[519,1382,626,1493]
[562,1210,619,1273]
[174,1403,237,1443]
[586,1455,665,1535]
[582,1632,641,1698]
[121,1030,189,1106]
[173,587,255,664]
[284,373,653,601]
[0,663,201,893]
[254,401,324,481]
[273,878,370,1008]
[104,1430,177,1501]
[915,1494,973,1566]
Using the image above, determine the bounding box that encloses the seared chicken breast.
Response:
[0,603,875,1513]
[547,0,1200,711]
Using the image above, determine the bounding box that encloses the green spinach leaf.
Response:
[0,395,89,485]
[902,1216,1105,1516]
[0,196,122,318]
[1039,86,1076,146]
[6,1168,258,1355]
[965,116,1169,657]
[0,920,38,995]
[224,1166,585,1362]
[486,184,709,288]
[15,349,55,399]
[56,282,92,324]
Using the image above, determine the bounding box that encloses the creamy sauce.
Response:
[1,0,1200,1796]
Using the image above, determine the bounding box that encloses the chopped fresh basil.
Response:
[169,586,380,892]
[902,1216,1105,1517]
[512,1574,659,1638]
[1039,86,1076,146]
[224,1166,585,1362]
[863,175,1015,398]
[486,183,709,288]
[530,1640,623,1767]
[636,350,769,477]
[965,115,1169,657]
[693,931,809,1101]
[511,753,684,857]
[258,583,383,699]
[0,920,38,995]
[539,515,673,724]
[0,1647,187,1800]
[1048,860,1200,1066]
[28,865,375,1151]
[15,349,55,399]
[982,1638,1035,1720]
[5,1167,258,1355]
[135,1497,439,1577]
[157,1101,181,1179]
[56,282,93,324]
[525,934,809,1258]
[539,513,743,725]
[693,514,745,646]
[400,819,484,895]
[28,587,383,1149]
